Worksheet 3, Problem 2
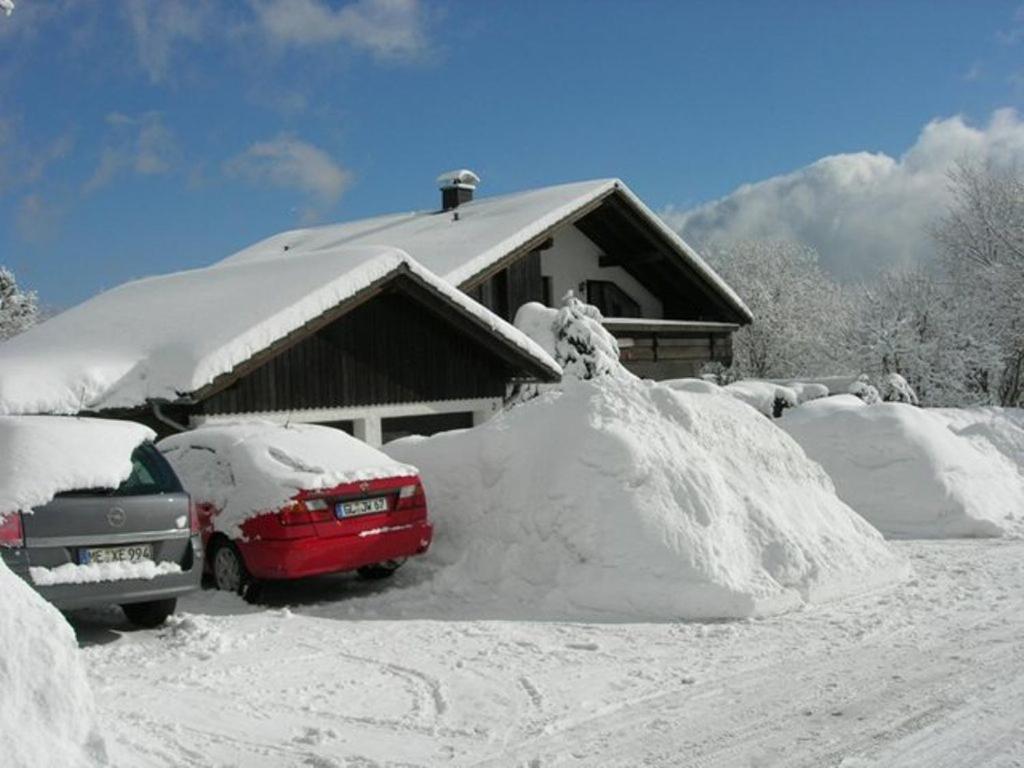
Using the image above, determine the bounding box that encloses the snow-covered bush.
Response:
[523,292,621,380]
[723,379,798,418]
[0,267,38,342]
[848,375,881,404]
[880,372,919,405]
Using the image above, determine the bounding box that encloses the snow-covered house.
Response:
[224,172,752,381]
[0,173,749,445]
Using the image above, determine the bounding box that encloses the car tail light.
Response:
[279,499,333,526]
[0,512,24,548]
[188,499,201,535]
[395,482,425,509]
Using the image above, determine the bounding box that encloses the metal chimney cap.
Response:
[436,169,480,190]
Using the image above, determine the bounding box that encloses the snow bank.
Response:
[933,407,1024,479]
[0,558,107,767]
[0,415,152,513]
[159,422,416,537]
[781,397,1024,538]
[386,376,905,620]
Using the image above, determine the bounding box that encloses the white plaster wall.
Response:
[539,225,663,318]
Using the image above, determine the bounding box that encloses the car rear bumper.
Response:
[240,521,433,580]
[1,535,204,610]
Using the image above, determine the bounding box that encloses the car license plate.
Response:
[336,496,388,519]
[79,544,154,565]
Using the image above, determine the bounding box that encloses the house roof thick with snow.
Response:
[220,179,753,325]
[0,247,560,416]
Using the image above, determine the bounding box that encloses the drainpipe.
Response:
[150,400,189,433]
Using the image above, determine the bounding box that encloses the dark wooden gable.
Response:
[574,192,745,323]
[459,189,748,326]
[198,278,520,416]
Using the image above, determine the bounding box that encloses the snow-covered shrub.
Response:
[512,294,622,399]
[880,372,919,405]
[552,293,620,379]
[848,375,881,404]
[699,360,740,385]
[724,379,798,418]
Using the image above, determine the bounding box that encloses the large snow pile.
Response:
[781,397,1024,538]
[386,375,905,620]
[0,559,107,767]
[0,415,153,513]
[933,407,1024,479]
[159,422,416,536]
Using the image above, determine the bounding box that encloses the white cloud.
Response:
[84,112,179,192]
[224,134,351,221]
[123,0,211,84]
[252,0,429,60]
[666,109,1024,281]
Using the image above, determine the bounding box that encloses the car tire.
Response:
[212,540,259,601]
[357,558,406,580]
[121,598,177,628]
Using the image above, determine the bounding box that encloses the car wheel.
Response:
[212,540,259,601]
[121,598,177,628]
[357,558,406,580]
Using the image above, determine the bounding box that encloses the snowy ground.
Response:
[75,539,1024,768]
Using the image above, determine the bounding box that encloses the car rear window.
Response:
[56,443,183,498]
[114,443,183,496]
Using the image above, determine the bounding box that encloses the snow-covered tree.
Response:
[702,240,853,378]
[932,160,1024,406]
[1,1,14,18]
[848,375,881,405]
[880,373,919,405]
[846,266,990,406]
[0,267,39,341]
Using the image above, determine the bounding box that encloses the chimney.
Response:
[437,169,480,211]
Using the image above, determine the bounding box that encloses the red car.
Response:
[157,422,432,597]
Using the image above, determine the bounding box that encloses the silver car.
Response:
[1,442,203,627]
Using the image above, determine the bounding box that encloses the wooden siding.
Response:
[467,250,543,322]
[616,331,733,380]
[198,288,512,415]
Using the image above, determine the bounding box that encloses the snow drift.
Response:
[781,397,1024,538]
[0,559,107,767]
[386,375,905,620]
[159,422,416,537]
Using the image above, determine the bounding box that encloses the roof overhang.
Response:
[189,261,561,405]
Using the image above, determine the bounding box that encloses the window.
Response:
[113,444,183,496]
[585,280,641,318]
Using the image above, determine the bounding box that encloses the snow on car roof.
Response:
[0,415,154,513]
[0,246,560,416]
[218,178,752,321]
[159,422,417,536]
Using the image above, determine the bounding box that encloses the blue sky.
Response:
[2,0,1023,307]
